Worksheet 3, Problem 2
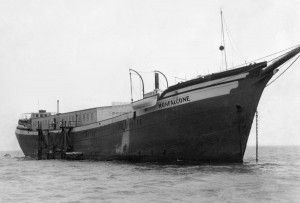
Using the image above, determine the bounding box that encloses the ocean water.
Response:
[0,146,299,203]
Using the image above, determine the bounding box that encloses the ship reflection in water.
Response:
[0,146,299,202]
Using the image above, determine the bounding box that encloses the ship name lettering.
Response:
[158,96,190,109]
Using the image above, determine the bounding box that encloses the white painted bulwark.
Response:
[164,72,248,97]
[156,81,239,110]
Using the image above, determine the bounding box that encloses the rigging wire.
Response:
[223,17,247,63]
[220,11,224,71]
[160,72,188,83]
[267,46,300,63]
[130,45,299,91]
[159,45,298,88]
[132,69,188,85]
[266,54,300,87]
[159,72,188,82]
[220,10,228,70]
[221,49,224,70]
[130,70,154,74]
[214,47,300,86]
[132,85,140,100]
[159,78,166,89]
[223,19,235,68]
[218,12,299,70]
[175,76,188,81]
[234,44,300,68]
[213,50,291,84]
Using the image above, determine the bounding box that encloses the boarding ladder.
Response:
[37,120,76,160]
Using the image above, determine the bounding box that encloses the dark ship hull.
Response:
[15,46,300,163]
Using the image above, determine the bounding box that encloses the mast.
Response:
[220,9,228,70]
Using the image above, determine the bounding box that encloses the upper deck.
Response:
[19,104,132,131]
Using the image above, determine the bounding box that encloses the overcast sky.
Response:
[0,0,299,150]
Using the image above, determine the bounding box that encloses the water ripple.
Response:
[0,147,299,202]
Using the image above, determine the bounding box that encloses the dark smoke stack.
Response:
[155,72,159,90]
[57,100,59,114]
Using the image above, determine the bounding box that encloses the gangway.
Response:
[36,121,82,160]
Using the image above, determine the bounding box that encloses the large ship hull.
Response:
[16,64,274,163]
[16,45,300,163]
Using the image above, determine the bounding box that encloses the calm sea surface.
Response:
[0,146,299,203]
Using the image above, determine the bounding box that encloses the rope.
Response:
[213,62,266,85]
[221,48,224,70]
[210,50,296,85]
[131,83,140,100]
[216,49,299,86]
[159,78,166,89]
[130,45,299,89]
[131,69,188,86]
[131,70,154,74]
[215,46,299,86]
[230,44,300,69]
[266,46,299,64]
[256,111,258,162]
[223,16,247,63]
[266,54,300,87]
